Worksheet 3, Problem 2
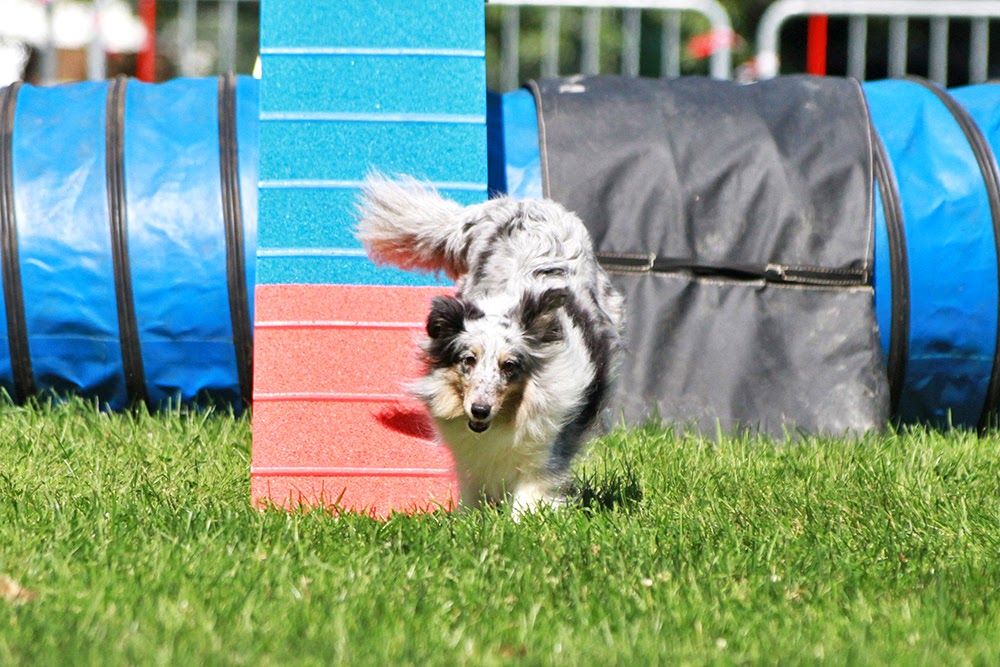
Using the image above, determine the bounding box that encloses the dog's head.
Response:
[413,287,568,433]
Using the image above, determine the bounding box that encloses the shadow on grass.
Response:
[569,463,643,513]
[0,388,252,421]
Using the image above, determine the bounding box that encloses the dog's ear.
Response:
[519,287,567,344]
[427,296,483,340]
[427,296,465,340]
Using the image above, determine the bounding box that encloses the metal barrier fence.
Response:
[757,0,1000,84]
[487,0,733,90]
[4,0,258,85]
[168,0,258,78]
[8,1,1000,87]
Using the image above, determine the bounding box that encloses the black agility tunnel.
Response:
[490,76,1000,434]
[0,75,257,410]
[3,73,1000,433]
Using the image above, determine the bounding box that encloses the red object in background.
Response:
[807,14,829,76]
[251,284,459,518]
[137,0,157,81]
[686,28,741,60]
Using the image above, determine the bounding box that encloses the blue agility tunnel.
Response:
[867,79,1000,430]
[488,80,1000,431]
[0,75,257,410]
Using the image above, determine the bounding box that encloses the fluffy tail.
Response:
[356,174,471,278]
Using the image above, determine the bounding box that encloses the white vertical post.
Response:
[888,17,908,78]
[218,0,237,73]
[41,0,57,84]
[929,17,948,85]
[622,8,641,76]
[542,8,560,77]
[178,0,198,76]
[87,0,107,80]
[501,5,520,91]
[582,8,601,75]
[661,10,680,77]
[846,16,867,80]
[970,18,989,84]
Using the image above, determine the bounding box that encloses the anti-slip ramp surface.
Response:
[251,0,486,516]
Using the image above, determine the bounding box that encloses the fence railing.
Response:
[3,0,258,85]
[487,0,733,90]
[168,0,258,77]
[8,1,1000,87]
[756,0,1000,84]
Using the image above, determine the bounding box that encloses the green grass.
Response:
[2,399,1000,665]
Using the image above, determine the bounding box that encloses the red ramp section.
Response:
[251,284,458,518]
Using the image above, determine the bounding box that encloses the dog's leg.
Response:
[510,481,564,520]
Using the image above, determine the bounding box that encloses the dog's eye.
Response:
[461,354,477,370]
[534,266,567,278]
[501,359,522,377]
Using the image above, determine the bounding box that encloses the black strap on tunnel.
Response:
[105,76,149,409]
[596,254,868,287]
[0,83,35,403]
[870,127,909,418]
[217,72,253,407]
[907,77,1000,431]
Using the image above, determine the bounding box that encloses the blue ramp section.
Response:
[865,79,999,428]
[257,0,487,286]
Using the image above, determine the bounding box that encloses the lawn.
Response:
[1,399,999,665]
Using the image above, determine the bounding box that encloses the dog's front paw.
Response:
[511,484,565,521]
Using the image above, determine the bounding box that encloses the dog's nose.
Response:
[470,403,491,420]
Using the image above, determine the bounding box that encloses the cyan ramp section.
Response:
[261,0,481,50]
[252,1,484,516]
[257,0,488,286]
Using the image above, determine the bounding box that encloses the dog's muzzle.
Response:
[468,402,492,432]
[468,419,490,433]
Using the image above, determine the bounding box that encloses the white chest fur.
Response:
[436,417,552,507]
